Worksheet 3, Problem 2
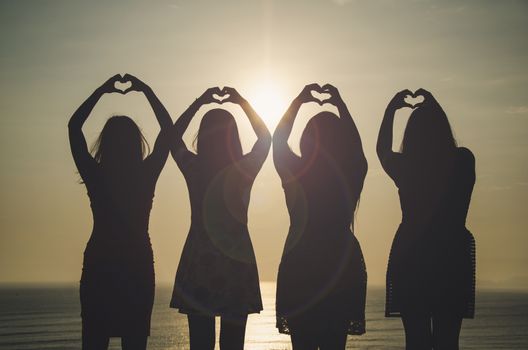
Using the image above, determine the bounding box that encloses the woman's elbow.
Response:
[261,132,272,147]
[376,145,386,162]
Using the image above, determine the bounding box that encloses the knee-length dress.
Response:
[170,145,268,317]
[275,154,368,335]
[74,157,166,337]
[384,147,476,318]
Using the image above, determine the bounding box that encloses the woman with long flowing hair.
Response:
[68,74,172,349]
[170,87,271,350]
[378,88,476,349]
[274,84,368,349]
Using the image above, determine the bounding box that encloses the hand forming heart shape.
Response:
[212,92,231,103]
[404,92,425,108]
[298,84,333,105]
[302,83,342,106]
[110,74,148,94]
[310,89,332,104]
[114,78,132,94]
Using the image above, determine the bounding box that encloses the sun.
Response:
[246,79,289,130]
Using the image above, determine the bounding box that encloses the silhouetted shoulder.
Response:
[456,147,476,185]
[456,147,475,164]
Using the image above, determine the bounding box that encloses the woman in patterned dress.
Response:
[274,84,368,349]
[170,87,271,350]
[377,88,476,349]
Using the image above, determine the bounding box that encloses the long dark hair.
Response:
[401,104,457,160]
[299,112,363,225]
[91,115,150,168]
[194,108,243,169]
[300,112,349,169]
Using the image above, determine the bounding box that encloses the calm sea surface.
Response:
[0,283,527,349]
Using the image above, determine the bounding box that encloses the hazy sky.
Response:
[1,0,527,289]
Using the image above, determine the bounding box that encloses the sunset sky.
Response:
[0,0,527,289]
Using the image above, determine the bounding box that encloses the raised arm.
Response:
[122,74,173,176]
[273,84,320,177]
[321,84,367,172]
[68,74,122,180]
[377,89,413,165]
[222,87,271,173]
[170,87,222,170]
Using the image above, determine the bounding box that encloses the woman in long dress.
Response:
[274,84,368,349]
[68,74,172,349]
[377,88,476,349]
[170,87,271,350]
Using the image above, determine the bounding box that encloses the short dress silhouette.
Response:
[275,149,367,335]
[384,147,476,318]
[74,147,166,337]
[170,144,267,317]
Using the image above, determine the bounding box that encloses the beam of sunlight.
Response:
[245,78,289,131]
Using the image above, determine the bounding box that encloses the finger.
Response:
[304,83,320,91]
[222,86,236,95]
[104,75,120,87]
[415,88,430,97]
[213,86,223,95]
[404,102,415,109]
[116,74,125,83]
[107,86,121,94]
[321,83,336,92]
[305,95,321,103]
[204,88,216,97]
[123,73,138,81]
[320,98,336,105]
[396,89,413,99]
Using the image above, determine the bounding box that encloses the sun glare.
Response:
[246,79,289,130]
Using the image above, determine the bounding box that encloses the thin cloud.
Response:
[506,106,528,115]
[489,185,513,191]
[332,0,355,5]
[440,75,455,82]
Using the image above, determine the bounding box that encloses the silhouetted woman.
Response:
[68,74,172,350]
[274,84,368,349]
[377,89,476,350]
[170,87,271,350]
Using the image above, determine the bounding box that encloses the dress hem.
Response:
[170,305,263,317]
[276,315,366,336]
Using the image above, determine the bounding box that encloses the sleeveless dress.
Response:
[384,147,476,318]
[275,158,367,335]
[78,163,162,337]
[170,146,267,317]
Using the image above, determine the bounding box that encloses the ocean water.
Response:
[0,283,527,349]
